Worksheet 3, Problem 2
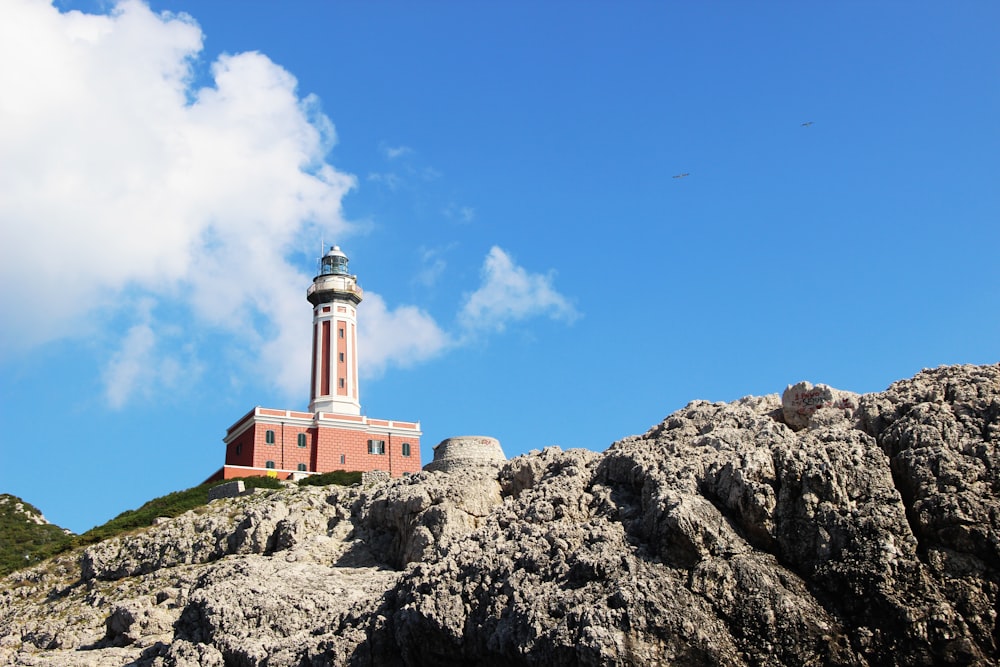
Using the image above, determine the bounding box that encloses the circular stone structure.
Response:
[423,435,506,473]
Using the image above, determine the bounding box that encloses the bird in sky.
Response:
[801,121,814,127]
[672,172,690,179]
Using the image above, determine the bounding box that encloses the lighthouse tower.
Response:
[307,246,362,415]
[211,244,421,483]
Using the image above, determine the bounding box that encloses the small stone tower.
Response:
[307,246,362,416]
[424,436,506,473]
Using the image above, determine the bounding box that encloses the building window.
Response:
[339,352,344,362]
[265,460,275,469]
[265,430,275,444]
[297,433,307,448]
[401,442,411,457]
[339,327,345,338]
[235,444,242,456]
[340,454,345,465]
[368,439,385,455]
[297,463,307,472]
[339,378,345,388]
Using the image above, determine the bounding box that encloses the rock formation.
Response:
[781,380,860,430]
[2,363,999,666]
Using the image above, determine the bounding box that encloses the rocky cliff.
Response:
[2,364,999,666]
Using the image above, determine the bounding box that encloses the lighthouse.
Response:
[308,246,362,415]
[210,245,422,482]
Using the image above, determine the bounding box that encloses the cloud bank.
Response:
[0,0,576,408]
[0,0,351,400]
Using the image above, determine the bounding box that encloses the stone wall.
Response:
[208,480,255,501]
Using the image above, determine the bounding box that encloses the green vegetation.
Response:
[297,470,362,487]
[2,471,362,577]
[73,476,284,547]
[0,494,73,577]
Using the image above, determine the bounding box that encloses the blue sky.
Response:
[2,0,997,533]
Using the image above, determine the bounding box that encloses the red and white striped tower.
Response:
[307,246,362,415]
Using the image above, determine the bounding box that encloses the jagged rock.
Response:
[782,380,860,430]
[2,363,999,666]
[103,597,175,647]
[147,639,225,667]
[358,467,504,567]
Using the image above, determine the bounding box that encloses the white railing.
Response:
[307,275,363,299]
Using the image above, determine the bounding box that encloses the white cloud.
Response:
[0,0,353,400]
[383,144,412,160]
[459,246,579,334]
[358,292,451,378]
[367,171,402,191]
[414,244,454,288]
[416,257,447,287]
[359,246,577,376]
[420,166,442,182]
[101,299,202,408]
[103,321,157,409]
[443,203,475,224]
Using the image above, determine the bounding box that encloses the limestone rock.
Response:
[782,380,860,430]
[354,467,504,567]
[3,363,1000,666]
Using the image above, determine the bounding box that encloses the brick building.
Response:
[206,246,421,482]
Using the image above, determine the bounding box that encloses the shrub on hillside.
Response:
[0,495,73,577]
[74,476,283,546]
[297,470,362,487]
[3,476,295,575]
